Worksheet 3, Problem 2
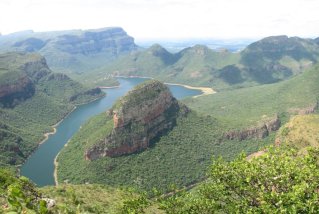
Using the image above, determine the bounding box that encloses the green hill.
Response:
[88,36,319,90]
[0,52,104,167]
[184,63,319,130]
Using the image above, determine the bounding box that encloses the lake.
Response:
[20,78,202,186]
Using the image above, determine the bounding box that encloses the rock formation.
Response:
[85,80,188,160]
[224,116,281,141]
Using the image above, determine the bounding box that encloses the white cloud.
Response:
[0,0,319,39]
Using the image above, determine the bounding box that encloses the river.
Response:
[20,78,202,186]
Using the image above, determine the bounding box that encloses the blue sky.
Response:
[1,0,319,39]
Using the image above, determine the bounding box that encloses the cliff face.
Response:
[85,80,187,160]
[224,116,281,141]
[0,53,50,107]
[0,75,35,107]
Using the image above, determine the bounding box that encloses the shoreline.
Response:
[98,85,120,89]
[54,152,60,186]
[39,106,77,145]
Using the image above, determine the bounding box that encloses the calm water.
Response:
[20,78,202,186]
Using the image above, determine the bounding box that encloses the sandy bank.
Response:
[164,82,216,98]
[54,152,59,186]
[98,86,120,89]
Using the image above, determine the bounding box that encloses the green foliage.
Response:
[0,52,104,167]
[0,169,48,214]
[121,192,150,214]
[40,184,141,214]
[160,146,319,213]
[57,111,274,194]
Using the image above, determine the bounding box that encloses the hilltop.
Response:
[0,52,104,167]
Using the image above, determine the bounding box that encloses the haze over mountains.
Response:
[2,27,319,90]
[0,27,137,74]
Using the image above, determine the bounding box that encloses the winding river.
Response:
[20,78,202,187]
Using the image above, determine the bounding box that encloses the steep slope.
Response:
[0,27,138,76]
[57,80,273,193]
[0,52,104,167]
[91,35,319,90]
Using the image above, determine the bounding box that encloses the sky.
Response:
[1,0,319,40]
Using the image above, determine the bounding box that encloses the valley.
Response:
[1,25,319,213]
[20,77,202,186]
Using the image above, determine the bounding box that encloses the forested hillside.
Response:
[0,52,104,167]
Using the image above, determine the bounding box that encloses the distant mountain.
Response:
[0,27,138,74]
[92,44,239,87]
[92,35,319,90]
[0,52,104,166]
[239,35,319,84]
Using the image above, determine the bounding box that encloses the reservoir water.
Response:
[20,78,202,186]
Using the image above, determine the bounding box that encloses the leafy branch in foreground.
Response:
[160,146,319,213]
[0,169,48,213]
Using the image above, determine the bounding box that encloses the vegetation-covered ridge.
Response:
[184,63,319,130]
[0,52,104,167]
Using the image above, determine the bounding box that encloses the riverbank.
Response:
[39,106,77,146]
[54,152,59,186]
[98,86,120,89]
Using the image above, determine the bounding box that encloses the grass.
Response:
[276,113,319,153]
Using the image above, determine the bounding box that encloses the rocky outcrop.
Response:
[85,80,187,160]
[288,102,318,115]
[224,116,281,141]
